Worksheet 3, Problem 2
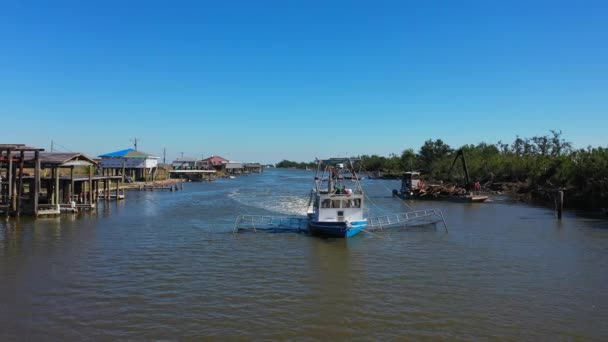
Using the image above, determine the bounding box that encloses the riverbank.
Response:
[386,175,606,215]
[468,181,607,215]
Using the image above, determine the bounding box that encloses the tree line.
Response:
[277,130,608,209]
[275,160,315,169]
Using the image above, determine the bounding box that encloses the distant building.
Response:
[99,148,159,181]
[172,157,197,170]
[225,162,244,174]
[197,155,228,171]
[243,163,263,173]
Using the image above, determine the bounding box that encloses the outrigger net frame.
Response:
[233,215,309,233]
[233,209,447,234]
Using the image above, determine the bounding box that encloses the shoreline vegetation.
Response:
[276,131,608,212]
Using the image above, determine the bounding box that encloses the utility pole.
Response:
[131,138,139,151]
[50,140,54,152]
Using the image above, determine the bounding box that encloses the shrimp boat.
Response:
[233,157,448,237]
[307,157,368,238]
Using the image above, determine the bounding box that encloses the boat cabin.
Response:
[313,190,364,223]
[401,171,421,193]
[307,157,368,237]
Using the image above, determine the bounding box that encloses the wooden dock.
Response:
[124,183,183,191]
[169,169,216,182]
[1,143,189,219]
[141,184,180,191]
[97,192,126,200]
[1,144,127,217]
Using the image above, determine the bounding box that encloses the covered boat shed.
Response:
[1,144,44,216]
[26,152,123,215]
[1,145,123,216]
[225,162,244,175]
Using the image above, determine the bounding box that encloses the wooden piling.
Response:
[88,166,93,205]
[70,166,74,204]
[105,179,109,202]
[122,158,126,182]
[7,150,13,214]
[34,150,40,216]
[49,168,54,205]
[55,167,60,206]
[115,178,120,200]
[556,190,564,219]
[16,151,24,216]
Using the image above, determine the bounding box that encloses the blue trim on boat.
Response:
[309,220,367,238]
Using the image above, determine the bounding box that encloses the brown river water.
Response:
[1,168,607,340]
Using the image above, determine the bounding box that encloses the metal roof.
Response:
[4,152,98,167]
[39,152,97,166]
[202,156,228,164]
[225,163,244,169]
[99,148,158,159]
[0,144,44,151]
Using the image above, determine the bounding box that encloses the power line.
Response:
[50,140,74,152]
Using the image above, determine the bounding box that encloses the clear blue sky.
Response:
[1,0,607,163]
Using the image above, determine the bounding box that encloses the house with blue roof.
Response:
[99,148,159,181]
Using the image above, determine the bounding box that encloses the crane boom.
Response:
[448,149,471,191]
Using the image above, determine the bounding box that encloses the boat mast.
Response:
[313,159,322,192]
[328,165,334,193]
[348,158,363,193]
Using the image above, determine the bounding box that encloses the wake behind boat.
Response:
[307,157,367,238]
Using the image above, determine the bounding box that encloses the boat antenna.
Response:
[328,165,334,193]
[312,158,322,190]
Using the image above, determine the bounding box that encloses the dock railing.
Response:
[367,209,447,232]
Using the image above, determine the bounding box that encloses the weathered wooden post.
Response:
[34,150,40,216]
[55,166,60,207]
[556,190,564,220]
[7,150,13,215]
[122,158,126,183]
[49,168,54,205]
[88,166,93,206]
[105,179,109,202]
[70,166,74,204]
[11,154,18,213]
[16,151,24,216]
[1,148,7,218]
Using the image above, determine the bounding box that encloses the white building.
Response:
[99,148,159,181]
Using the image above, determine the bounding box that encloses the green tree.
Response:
[418,139,453,171]
[400,148,417,171]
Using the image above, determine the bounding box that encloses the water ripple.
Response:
[1,169,607,340]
